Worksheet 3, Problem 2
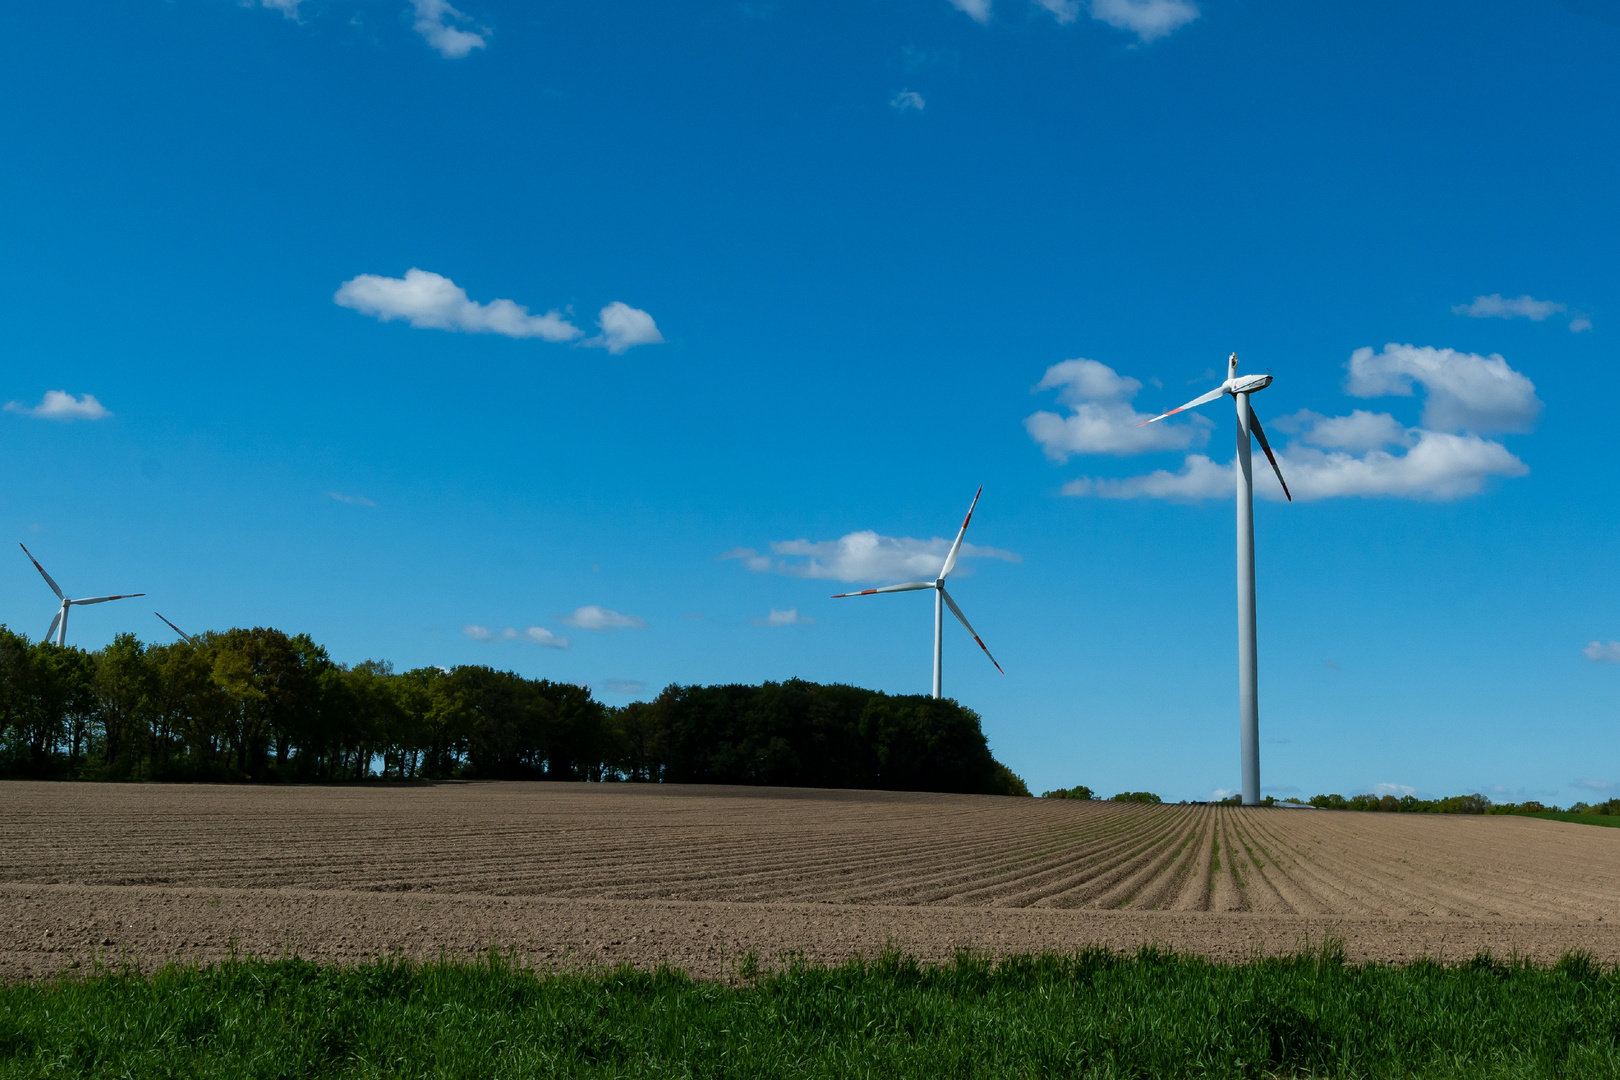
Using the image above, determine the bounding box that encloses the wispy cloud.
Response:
[1089,0,1199,41]
[335,269,579,340]
[326,492,377,507]
[1453,293,1564,321]
[723,533,1019,584]
[947,0,992,24]
[412,0,488,58]
[1026,358,1210,459]
[1583,641,1620,663]
[1366,782,1418,798]
[4,391,111,421]
[891,89,926,112]
[1454,293,1590,333]
[1054,345,1536,502]
[600,678,647,695]
[557,605,646,631]
[463,624,569,648]
[259,0,302,19]
[752,607,813,627]
[1034,0,1080,24]
[586,302,664,355]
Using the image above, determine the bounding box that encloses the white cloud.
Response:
[412,0,488,58]
[1025,358,1211,460]
[948,0,992,23]
[1034,0,1080,23]
[260,0,302,18]
[1345,343,1541,434]
[600,678,647,695]
[1584,641,1620,663]
[463,624,569,648]
[1066,431,1526,502]
[1570,317,1593,333]
[1574,777,1618,792]
[1367,782,1418,798]
[4,391,111,421]
[753,607,813,627]
[326,492,377,507]
[724,533,1020,583]
[558,605,646,631]
[587,301,664,355]
[1064,454,1232,500]
[1089,0,1199,41]
[335,269,579,341]
[1269,433,1527,501]
[1452,294,1565,321]
[1278,409,1412,453]
[891,89,926,112]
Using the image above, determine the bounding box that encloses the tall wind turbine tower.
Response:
[19,543,146,647]
[831,487,1004,699]
[1139,353,1291,805]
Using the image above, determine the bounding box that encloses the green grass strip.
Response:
[2,945,1619,1078]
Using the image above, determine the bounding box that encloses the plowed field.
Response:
[4,781,1617,980]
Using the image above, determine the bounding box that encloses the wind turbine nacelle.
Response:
[1229,373,1273,395]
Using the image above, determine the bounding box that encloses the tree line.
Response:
[0,626,1028,796]
[1043,784,1620,817]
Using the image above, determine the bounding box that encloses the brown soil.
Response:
[3,781,1617,981]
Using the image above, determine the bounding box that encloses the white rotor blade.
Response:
[19,543,64,600]
[44,609,62,644]
[1247,408,1292,502]
[70,593,145,606]
[940,586,1004,675]
[831,582,933,598]
[938,485,983,580]
[156,612,193,643]
[1136,383,1228,427]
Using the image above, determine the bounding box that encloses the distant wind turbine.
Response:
[18,543,145,647]
[1138,352,1291,806]
[831,487,1004,699]
[155,612,193,643]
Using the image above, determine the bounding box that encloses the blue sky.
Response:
[2,0,1617,803]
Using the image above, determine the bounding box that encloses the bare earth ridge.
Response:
[3,781,1617,981]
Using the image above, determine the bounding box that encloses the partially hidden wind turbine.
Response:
[19,543,145,647]
[1139,353,1291,806]
[831,487,1004,699]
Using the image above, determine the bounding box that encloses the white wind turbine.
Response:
[1139,352,1291,806]
[19,543,145,647]
[831,486,1004,699]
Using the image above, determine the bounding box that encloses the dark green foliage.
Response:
[3,947,1619,1078]
[1515,811,1620,828]
[1040,784,1094,799]
[1110,790,1161,803]
[644,680,1024,795]
[0,626,1025,796]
